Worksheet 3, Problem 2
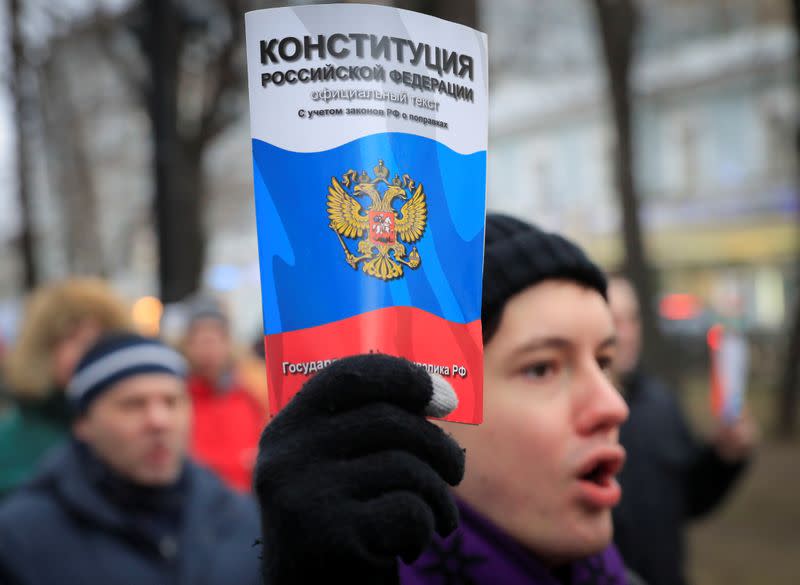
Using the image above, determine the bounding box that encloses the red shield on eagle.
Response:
[369,211,396,244]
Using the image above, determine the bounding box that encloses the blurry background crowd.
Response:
[0,1,798,583]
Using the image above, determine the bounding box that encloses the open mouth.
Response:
[580,460,618,487]
[575,448,625,508]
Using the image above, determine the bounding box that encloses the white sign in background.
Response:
[245,4,488,155]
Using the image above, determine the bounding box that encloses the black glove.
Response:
[254,354,466,585]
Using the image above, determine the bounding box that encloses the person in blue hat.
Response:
[0,333,261,585]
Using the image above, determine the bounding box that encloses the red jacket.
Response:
[188,373,266,492]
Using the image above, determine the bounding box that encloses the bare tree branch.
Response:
[8,0,39,290]
[37,55,105,276]
[95,24,149,101]
[195,0,246,147]
[591,0,670,382]
[41,5,149,102]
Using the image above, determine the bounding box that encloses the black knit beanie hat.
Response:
[481,213,608,343]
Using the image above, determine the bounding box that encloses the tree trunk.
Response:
[394,0,478,28]
[776,0,800,438]
[592,0,668,380]
[423,0,477,28]
[63,102,105,275]
[146,0,205,302]
[8,0,38,290]
[37,56,105,276]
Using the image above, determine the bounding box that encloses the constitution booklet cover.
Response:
[246,3,488,423]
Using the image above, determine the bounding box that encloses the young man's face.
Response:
[442,280,628,564]
[74,373,192,486]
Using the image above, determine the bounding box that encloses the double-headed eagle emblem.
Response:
[327,159,427,281]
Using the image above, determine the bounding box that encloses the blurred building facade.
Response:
[484,0,798,336]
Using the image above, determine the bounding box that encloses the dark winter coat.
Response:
[0,441,261,585]
[0,391,71,499]
[613,371,748,585]
[401,498,629,585]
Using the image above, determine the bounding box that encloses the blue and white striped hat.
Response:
[67,332,187,413]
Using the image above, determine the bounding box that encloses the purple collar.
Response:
[399,498,627,585]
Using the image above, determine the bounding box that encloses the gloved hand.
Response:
[254,354,465,585]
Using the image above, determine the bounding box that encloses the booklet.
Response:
[708,324,749,423]
[245,4,488,423]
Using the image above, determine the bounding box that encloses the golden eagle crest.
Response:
[327,159,427,281]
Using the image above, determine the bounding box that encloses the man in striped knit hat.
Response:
[0,333,261,585]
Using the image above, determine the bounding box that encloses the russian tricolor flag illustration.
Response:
[252,132,485,423]
[245,4,488,423]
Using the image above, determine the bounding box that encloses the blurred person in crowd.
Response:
[609,275,758,585]
[254,215,637,585]
[236,332,270,414]
[182,299,265,492]
[0,278,131,499]
[0,333,261,585]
